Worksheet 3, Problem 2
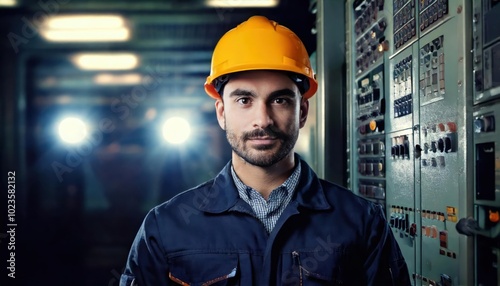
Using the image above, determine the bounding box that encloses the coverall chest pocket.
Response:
[281,249,351,286]
[168,253,239,286]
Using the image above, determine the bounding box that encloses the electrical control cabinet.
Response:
[344,0,480,285]
[470,1,500,285]
[472,0,500,104]
[471,102,500,286]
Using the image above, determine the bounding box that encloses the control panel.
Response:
[393,55,413,119]
[472,0,500,104]
[352,0,390,208]
[355,65,387,206]
[346,0,471,284]
[418,0,448,33]
[470,102,500,286]
[419,35,445,105]
[415,16,466,284]
[354,0,388,76]
[393,0,416,50]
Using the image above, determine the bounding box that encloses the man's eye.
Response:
[236,97,250,104]
[273,98,290,104]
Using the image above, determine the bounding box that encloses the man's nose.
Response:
[253,102,273,129]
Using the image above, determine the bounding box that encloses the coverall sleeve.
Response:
[120,209,169,286]
[364,204,412,286]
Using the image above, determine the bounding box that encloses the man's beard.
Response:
[225,123,298,167]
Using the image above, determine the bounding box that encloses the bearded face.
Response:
[215,70,309,168]
[224,121,299,167]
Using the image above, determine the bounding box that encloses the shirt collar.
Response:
[198,154,331,213]
[231,162,301,201]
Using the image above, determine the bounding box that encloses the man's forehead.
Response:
[225,70,299,92]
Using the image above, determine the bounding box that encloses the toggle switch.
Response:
[415,144,422,158]
[359,124,367,135]
[359,162,366,175]
[437,156,445,167]
[474,115,495,133]
[365,142,373,154]
[439,230,448,248]
[359,184,366,196]
[409,223,417,236]
[431,225,438,238]
[484,115,495,132]
[444,137,452,153]
[438,138,445,152]
[424,225,431,237]
[399,144,405,158]
[404,142,410,158]
[474,117,484,133]
[366,161,374,175]
[359,143,366,154]
[439,212,445,222]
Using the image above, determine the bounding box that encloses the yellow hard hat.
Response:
[204,15,318,99]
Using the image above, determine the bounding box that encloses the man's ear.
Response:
[299,99,309,128]
[215,99,226,130]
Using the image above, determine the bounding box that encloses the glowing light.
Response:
[45,15,125,30]
[94,73,142,85]
[41,28,129,42]
[40,15,130,42]
[0,0,17,7]
[72,53,139,70]
[162,117,191,145]
[58,117,88,144]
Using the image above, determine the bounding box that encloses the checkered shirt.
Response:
[230,163,301,233]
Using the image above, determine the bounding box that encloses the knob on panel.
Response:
[489,210,499,223]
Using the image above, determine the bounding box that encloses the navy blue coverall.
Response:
[121,157,411,285]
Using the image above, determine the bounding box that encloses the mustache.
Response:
[242,127,284,140]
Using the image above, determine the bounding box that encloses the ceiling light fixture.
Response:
[41,15,130,42]
[0,0,17,7]
[94,73,143,85]
[72,53,139,70]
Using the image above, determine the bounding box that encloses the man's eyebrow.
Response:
[228,88,298,98]
[269,88,298,98]
[229,89,255,97]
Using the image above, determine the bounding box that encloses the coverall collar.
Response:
[198,154,332,213]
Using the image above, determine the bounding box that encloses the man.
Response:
[120,15,411,285]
